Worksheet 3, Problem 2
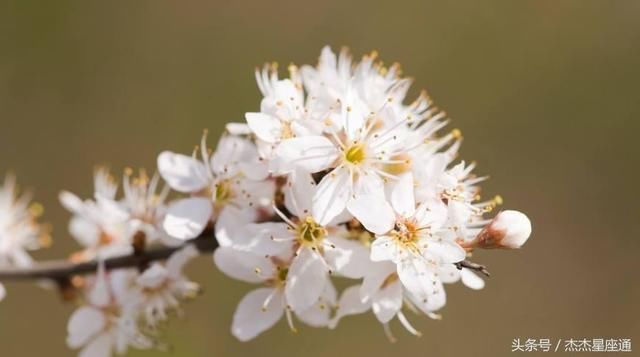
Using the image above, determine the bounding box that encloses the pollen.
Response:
[296,217,327,248]
[280,122,294,139]
[215,180,233,204]
[344,143,366,164]
[278,267,289,282]
[28,202,44,217]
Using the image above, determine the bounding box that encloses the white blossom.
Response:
[67,265,153,357]
[60,168,171,260]
[214,246,337,341]
[133,245,200,327]
[0,175,49,301]
[197,46,532,341]
[158,134,275,241]
[0,45,534,352]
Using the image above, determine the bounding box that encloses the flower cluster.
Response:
[0,46,532,356]
[60,168,174,260]
[0,175,50,301]
[157,47,532,341]
[66,245,198,356]
[59,168,201,356]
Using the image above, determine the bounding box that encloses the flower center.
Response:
[277,267,289,282]
[215,180,233,203]
[391,220,422,251]
[344,143,366,164]
[281,122,294,139]
[297,216,326,246]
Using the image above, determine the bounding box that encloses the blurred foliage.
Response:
[0,0,639,356]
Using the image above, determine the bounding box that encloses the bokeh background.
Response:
[1,0,639,356]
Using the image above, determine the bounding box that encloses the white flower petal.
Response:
[275,136,338,173]
[136,264,168,289]
[370,235,399,262]
[210,135,259,170]
[324,236,370,279]
[213,247,275,283]
[239,222,294,256]
[69,217,100,248]
[163,198,212,240]
[285,248,328,312]
[360,261,396,303]
[95,195,129,222]
[447,200,472,228]
[214,206,257,247]
[399,261,446,312]
[284,170,316,216]
[460,268,485,290]
[415,199,448,229]
[78,332,112,357]
[109,270,135,305]
[341,93,366,140]
[0,283,5,301]
[225,122,252,135]
[329,285,371,329]
[165,245,199,277]
[59,191,85,214]
[353,172,385,197]
[245,112,282,143]
[391,173,415,217]
[347,195,395,235]
[235,178,275,207]
[89,264,111,307]
[67,307,107,348]
[397,261,427,302]
[157,151,209,193]
[238,161,270,181]
[423,239,466,264]
[232,288,284,342]
[312,167,350,225]
[437,264,462,284]
[296,282,337,328]
[372,279,402,323]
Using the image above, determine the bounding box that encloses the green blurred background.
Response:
[1,0,639,356]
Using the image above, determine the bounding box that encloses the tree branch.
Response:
[0,235,219,282]
[0,232,491,282]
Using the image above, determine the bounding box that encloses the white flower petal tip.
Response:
[163,198,212,240]
[157,151,209,193]
[471,210,532,249]
[231,288,284,342]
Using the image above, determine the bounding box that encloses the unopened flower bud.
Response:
[466,210,532,249]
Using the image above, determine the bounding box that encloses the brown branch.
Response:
[0,234,219,282]
[0,231,491,282]
[455,260,491,277]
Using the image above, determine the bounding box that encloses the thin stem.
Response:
[455,260,491,277]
